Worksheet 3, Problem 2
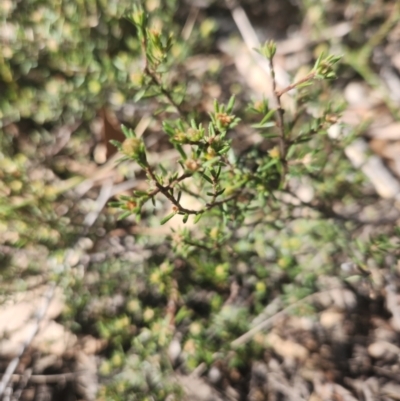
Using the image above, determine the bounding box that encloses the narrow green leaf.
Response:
[160,212,176,225]
[260,132,279,139]
[313,52,324,71]
[121,125,135,138]
[159,164,168,175]
[182,214,189,224]
[170,171,179,181]
[227,95,235,113]
[163,121,175,136]
[296,81,313,89]
[133,190,148,196]
[252,122,276,129]
[177,120,185,131]
[222,210,228,225]
[259,158,278,172]
[154,106,169,116]
[260,109,276,125]
[109,140,122,149]
[213,98,219,113]
[175,306,192,324]
[208,124,216,136]
[294,136,312,144]
[286,144,296,159]
[134,88,147,102]
[194,213,203,224]
[175,144,187,160]
[137,160,148,169]
[200,173,213,184]
[118,211,132,220]
[218,146,231,155]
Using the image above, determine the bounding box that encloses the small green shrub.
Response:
[94,5,400,400]
[2,1,400,400]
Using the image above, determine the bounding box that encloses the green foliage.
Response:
[95,7,371,400]
[2,1,400,400]
[112,11,345,226]
[0,0,185,127]
[0,0,188,291]
[100,5,400,400]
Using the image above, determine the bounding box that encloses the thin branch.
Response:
[178,185,207,203]
[3,372,76,385]
[268,56,288,183]
[183,239,214,252]
[231,290,326,347]
[83,177,114,227]
[268,374,308,401]
[276,71,317,98]
[205,193,240,209]
[283,189,400,225]
[145,163,244,216]
[140,31,186,118]
[10,368,31,401]
[146,168,198,214]
[145,68,186,117]
[181,6,198,41]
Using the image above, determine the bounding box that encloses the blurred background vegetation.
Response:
[1,0,400,400]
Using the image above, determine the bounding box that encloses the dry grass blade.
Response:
[224,0,290,89]
[0,284,56,398]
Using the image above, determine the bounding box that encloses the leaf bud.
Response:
[268,146,280,159]
[187,127,203,141]
[184,159,200,171]
[173,131,187,143]
[206,146,217,157]
[122,137,142,157]
[216,112,233,127]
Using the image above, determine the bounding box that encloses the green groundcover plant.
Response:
[2,1,400,400]
[0,0,188,288]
